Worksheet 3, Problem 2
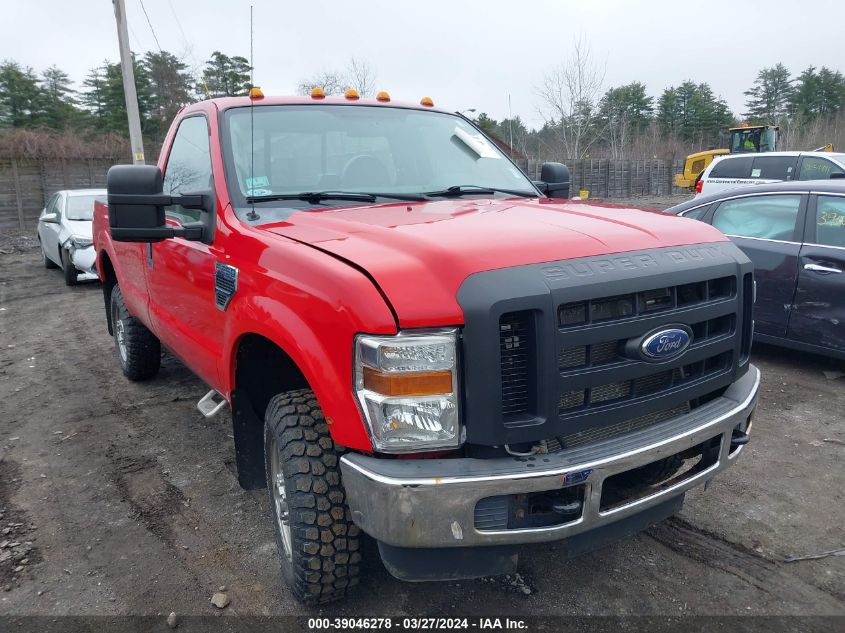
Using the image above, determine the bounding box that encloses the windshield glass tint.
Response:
[223,105,534,203]
[65,195,100,220]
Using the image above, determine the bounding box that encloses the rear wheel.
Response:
[264,389,361,604]
[61,249,79,286]
[41,241,58,269]
[109,284,161,381]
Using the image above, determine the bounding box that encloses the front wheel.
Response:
[61,249,79,286]
[264,389,361,604]
[109,284,161,381]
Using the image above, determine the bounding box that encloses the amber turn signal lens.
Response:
[362,366,452,396]
[310,87,326,99]
[376,91,391,102]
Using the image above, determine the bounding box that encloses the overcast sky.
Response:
[3,0,844,127]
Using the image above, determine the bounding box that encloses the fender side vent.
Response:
[215,262,238,311]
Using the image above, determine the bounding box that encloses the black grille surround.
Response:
[457,243,754,447]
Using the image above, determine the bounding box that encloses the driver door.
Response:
[146,114,225,389]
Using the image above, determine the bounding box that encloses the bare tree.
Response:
[605,110,629,160]
[296,57,377,97]
[535,38,606,159]
[345,57,376,97]
[296,70,345,96]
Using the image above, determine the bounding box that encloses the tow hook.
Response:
[197,389,228,418]
[730,429,750,449]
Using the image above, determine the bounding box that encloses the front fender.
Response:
[222,298,374,451]
[218,233,398,452]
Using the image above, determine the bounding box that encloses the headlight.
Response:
[70,235,93,249]
[355,329,462,453]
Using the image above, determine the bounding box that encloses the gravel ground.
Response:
[0,228,843,620]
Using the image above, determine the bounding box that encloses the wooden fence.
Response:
[515,158,690,199]
[0,157,130,232]
[0,156,689,232]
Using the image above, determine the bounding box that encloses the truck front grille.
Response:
[495,272,744,443]
[557,349,733,414]
[459,244,753,448]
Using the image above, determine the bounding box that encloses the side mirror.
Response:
[830,172,845,180]
[107,164,212,243]
[41,212,59,223]
[534,162,570,199]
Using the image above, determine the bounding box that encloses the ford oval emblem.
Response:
[641,327,691,361]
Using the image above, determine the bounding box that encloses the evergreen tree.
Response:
[79,66,107,125]
[0,60,43,127]
[743,63,793,123]
[79,58,154,136]
[200,51,251,98]
[142,51,195,139]
[599,82,653,133]
[656,86,682,135]
[814,67,845,116]
[598,82,654,158]
[40,65,77,130]
[474,112,500,136]
[788,66,845,120]
[658,82,733,146]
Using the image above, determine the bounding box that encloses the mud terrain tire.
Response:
[109,284,161,381]
[264,388,361,604]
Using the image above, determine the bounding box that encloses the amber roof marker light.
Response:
[248,86,264,99]
[420,97,434,107]
[376,91,391,102]
[345,88,360,100]
[310,87,326,99]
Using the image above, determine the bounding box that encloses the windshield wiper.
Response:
[246,190,427,205]
[424,185,538,198]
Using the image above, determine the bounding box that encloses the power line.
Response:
[137,0,162,52]
[165,0,209,97]
[166,0,189,45]
[128,22,145,51]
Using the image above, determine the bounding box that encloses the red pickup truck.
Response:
[93,92,760,604]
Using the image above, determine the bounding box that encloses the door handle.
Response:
[804,263,843,274]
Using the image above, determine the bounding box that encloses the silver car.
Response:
[37,189,105,285]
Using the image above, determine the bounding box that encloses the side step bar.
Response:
[197,389,228,418]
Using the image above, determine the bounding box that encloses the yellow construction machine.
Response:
[674,124,780,190]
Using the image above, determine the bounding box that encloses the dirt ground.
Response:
[1,215,844,620]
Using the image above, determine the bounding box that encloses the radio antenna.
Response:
[246,4,259,221]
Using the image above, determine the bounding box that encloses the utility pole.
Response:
[112,0,145,165]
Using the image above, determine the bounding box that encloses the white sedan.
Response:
[37,189,105,285]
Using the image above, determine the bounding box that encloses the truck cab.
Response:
[93,92,759,604]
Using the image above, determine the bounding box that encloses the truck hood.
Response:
[260,197,730,328]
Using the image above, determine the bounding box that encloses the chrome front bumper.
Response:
[340,366,759,549]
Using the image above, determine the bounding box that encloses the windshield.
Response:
[65,195,100,221]
[222,105,537,209]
